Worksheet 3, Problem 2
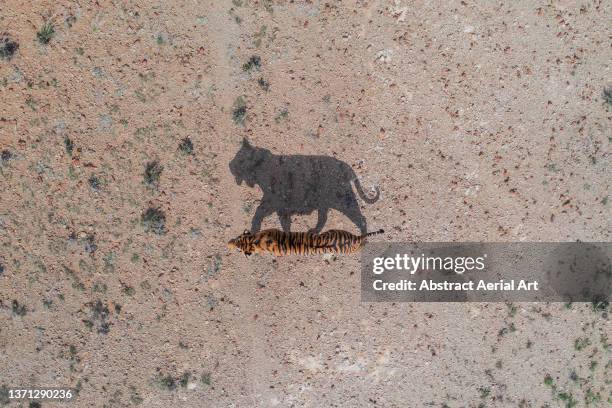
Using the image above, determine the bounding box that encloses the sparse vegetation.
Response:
[258,77,269,91]
[178,137,194,155]
[506,302,517,317]
[84,300,111,334]
[25,97,37,111]
[603,86,612,106]
[1,150,11,162]
[84,234,97,254]
[179,372,191,388]
[242,201,253,214]
[141,207,166,234]
[12,300,27,316]
[262,0,273,13]
[574,337,590,351]
[91,300,109,320]
[88,174,101,190]
[201,372,212,386]
[232,96,247,125]
[93,282,107,293]
[129,386,143,405]
[65,345,80,372]
[158,374,176,390]
[65,15,77,28]
[134,89,146,102]
[585,388,601,404]
[157,370,211,390]
[254,25,267,48]
[544,374,554,386]
[557,392,577,408]
[207,254,222,277]
[37,22,55,45]
[275,108,289,123]
[477,387,490,398]
[103,251,116,273]
[122,285,135,296]
[64,266,85,291]
[569,370,578,382]
[144,160,163,188]
[0,36,19,60]
[242,55,261,72]
[64,136,74,155]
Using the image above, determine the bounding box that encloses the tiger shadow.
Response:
[229,138,380,234]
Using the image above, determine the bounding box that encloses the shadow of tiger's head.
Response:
[228,138,269,188]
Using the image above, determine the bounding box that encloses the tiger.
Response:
[227,228,385,257]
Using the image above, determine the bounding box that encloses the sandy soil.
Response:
[0,1,610,407]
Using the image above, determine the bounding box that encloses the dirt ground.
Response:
[0,1,610,407]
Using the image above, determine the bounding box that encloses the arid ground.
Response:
[1,1,610,407]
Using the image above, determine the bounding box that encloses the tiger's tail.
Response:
[362,229,384,238]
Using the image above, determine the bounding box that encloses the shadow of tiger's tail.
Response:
[353,178,380,204]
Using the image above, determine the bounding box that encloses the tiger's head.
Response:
[228,230,256,256]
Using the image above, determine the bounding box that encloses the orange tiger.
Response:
[227,228,384,256]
